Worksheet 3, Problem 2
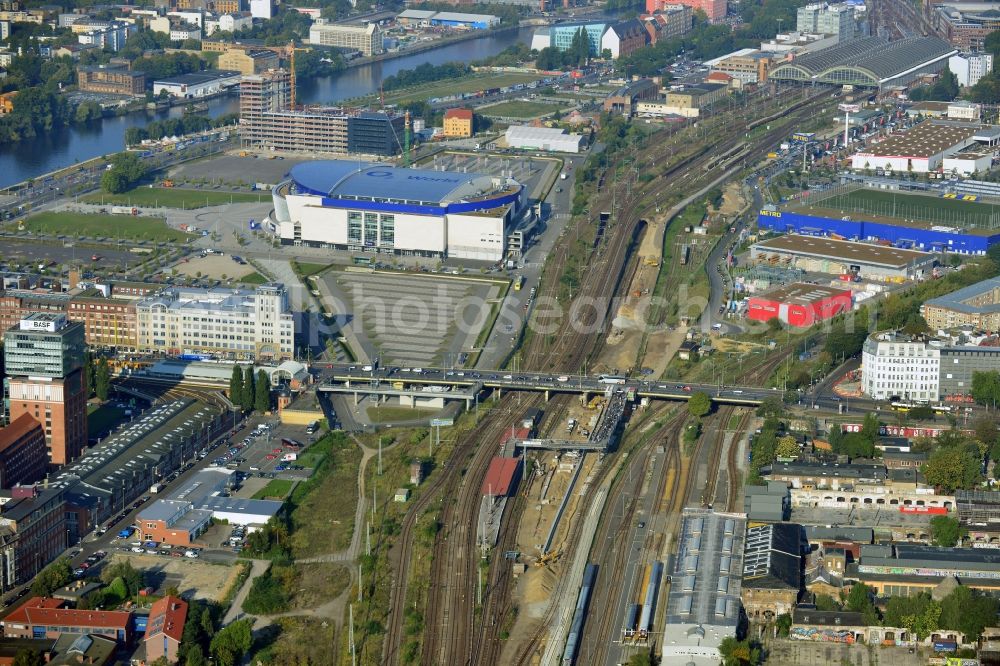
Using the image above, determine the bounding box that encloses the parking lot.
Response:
[207,419,317,481]
[169,153,306,187]
[0,238,138,271]
[326,269,502,367]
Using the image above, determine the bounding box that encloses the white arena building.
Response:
[269,160,525,261]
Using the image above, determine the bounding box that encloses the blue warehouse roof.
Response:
[290,160,495,205]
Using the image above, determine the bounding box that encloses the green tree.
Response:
[95,356,111,401]
[939,584,1000,642]
[719,637,761,666]
[687,391,711,417]
[776,613,793,637]
[908,405,935,421]
[628,652,652,666]
[100,560,142,596]
[229,365,244,410]
[814,594,841,611]
[30,557,72,597]
[105,576,129,604]
[775,435,799,459]
[929,515,967,547]
[242,366,255,411]
[845,581,880,624]
[12,649,43,666]
[971,371,1000,408]
[101,151,147,194]
[84,350,95,395]
[210,618,253,666]
[923,443,983,492]
[254,369,271,413]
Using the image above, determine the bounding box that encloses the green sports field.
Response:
[22,211,189,243]
[810,188,1000,229]
[481,100,559,118]
[83,187,268,209]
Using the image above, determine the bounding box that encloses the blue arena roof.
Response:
[289,160,495,205]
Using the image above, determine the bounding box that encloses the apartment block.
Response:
[0,487,67,593]
[134,283,294,360]
[218,47,278,75]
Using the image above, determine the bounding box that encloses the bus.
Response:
[353,256,373,267]
[599,375,627,385]
[513,275,525,291]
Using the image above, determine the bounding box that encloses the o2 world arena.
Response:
[269,160,525,261]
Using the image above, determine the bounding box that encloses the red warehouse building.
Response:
[482,457,522,498]
[747,283,852,327]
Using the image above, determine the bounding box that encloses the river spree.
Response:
[0,27,534,188]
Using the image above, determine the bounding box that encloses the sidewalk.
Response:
[222,558,269,626]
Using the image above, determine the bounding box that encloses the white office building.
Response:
[309,21,382,56]
[249,0,273,19]
[949,52,993,87]
[861,331,941,401]
[135,283,295,360]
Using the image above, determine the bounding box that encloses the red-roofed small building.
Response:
[443,107,474,138]
[482,457,522,497]
[705,70,740,89]
[145,595,187,663]
[1,597,133,645]
[0,414,48,489]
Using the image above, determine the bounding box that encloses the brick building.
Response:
[65,296,136,350]
[1,597,132,645]
[0,414,47,489]
[76,66,146,96]
[145,595,187,663]
[0,487,67,593]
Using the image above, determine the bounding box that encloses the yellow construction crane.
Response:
[285,41,310,111]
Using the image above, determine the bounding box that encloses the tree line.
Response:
[229,365,272,414]
[125,113,239,146]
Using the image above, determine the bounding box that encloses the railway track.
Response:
[383,400,535,664]
[421,396,544,665]
[386,84,841,666]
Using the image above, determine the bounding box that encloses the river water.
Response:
[0,26,535,188]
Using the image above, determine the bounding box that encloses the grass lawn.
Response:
[365,405,438,423]
[481,100,560,118]
[238,271,268,285]
[23,212,189,243]
[253,479,295,499]
[357,72,543,106]
[290,434,360,557]
[88,403,127,439]
[292,261,332,278]
[814,188,1000,228]
[82,187,268,209]
[295,436,334,470]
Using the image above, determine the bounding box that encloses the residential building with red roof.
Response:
[443,107,473,138]
[1,597,133,645]
[145,595,187,663]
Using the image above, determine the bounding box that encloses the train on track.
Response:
[636,560,663,642]
[562,563,599,665]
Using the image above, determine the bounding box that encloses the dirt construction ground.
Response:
[109,552,243,602]
[168,254,256,280]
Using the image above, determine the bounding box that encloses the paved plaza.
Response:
[326,270,501,367]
